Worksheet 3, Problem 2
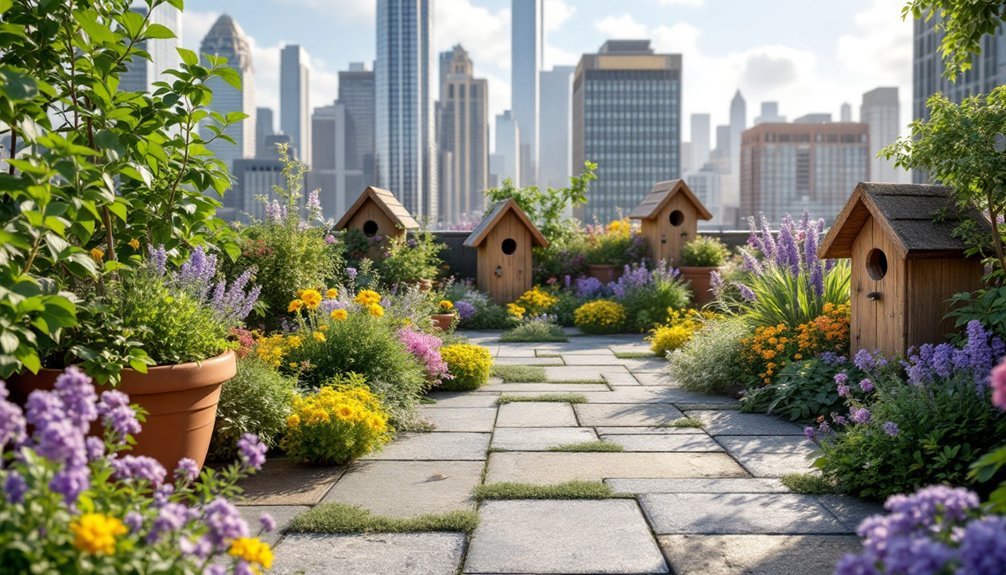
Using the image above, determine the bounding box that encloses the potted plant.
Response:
[379,230,444,290]
[432,299,457,331]
[14,246,259,469]
[585,219,645,283]
[679,236,731,307]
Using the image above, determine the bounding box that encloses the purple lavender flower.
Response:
[859,378,875,393]
[735,283,756,302]
[709,270,724,298]
[97,390,140,443]
[147,245,168,277]
[202,497,250,548]
[53,366,97,433]
[237,434,267,472]
[818,420,832,433]
[455,300,476,321]
[346,267,358,281]
[4,471,27,504]
[265,199,283,223]
[178,246,218,301]
[853,349,877,372]
[0,383,26,448]
[776,215,801,274]
[306,190,322,217]
[882,421,899,437]
[832,414,849,426]
[111,455,167,486]
[741,250,764,275]
[124,511,144,532]
[803,426,816,441]
[50,466,89,506]
[850,407,871,424]
[834,554,880,575]
[957,516,1006,575]
[259,513,277,532]
[325,234,337,244]
[175,458,200,484]
[25,390,65,429]
[563,275,571,289]
[35,419,86,467]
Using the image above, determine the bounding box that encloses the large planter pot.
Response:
[417,278,434,292]
[678,266,719,307]
[431,313,456,332]
[588,264,623,284]
[11,351,236,470]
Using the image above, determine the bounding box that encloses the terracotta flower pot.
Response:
[678,266,719,308]
[588,264,623,284]
[11,351,236,470]
[431,313,456,332]
[417,278,434,292]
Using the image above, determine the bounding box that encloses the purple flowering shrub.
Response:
[716,213,850,328]
[0,368,272,573]
[810,321,1006,498]
[609,262,691,332]
[397,326,451,387]
[834,485,1006,575]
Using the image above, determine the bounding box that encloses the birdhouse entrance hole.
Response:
[501,238,517,255]
[669,210,684,226]
[866,248,888,280]
[362,220,379,237]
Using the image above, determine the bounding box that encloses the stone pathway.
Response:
[241,332,878,574]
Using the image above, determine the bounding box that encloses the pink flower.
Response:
[992,358,1006,410]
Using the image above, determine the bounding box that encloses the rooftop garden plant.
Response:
[680,236,730,268]
[583,218,646,267]
[378,229,444,286]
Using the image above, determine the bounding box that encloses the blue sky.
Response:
[182,0,913,142]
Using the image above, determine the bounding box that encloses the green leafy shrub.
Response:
[440,344,492,391]
[948,287,1006,341]
[668,318,752,395]
[500,317,567,343]
[209,356,298,461]
[680,236,730,267]
[584,218,645,266]
[444,283,511,330]
[282,378,391,465]
[574,300,627,334]
[613,264,691,332]
[742,357,854,422]
[378,230,444,285]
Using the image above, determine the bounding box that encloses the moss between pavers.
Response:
[491,365,547,382]
[613,351,658,359]
[497,393,588,405]
[780,473,838,495]
[473,480,615,500]
[286,503,479,534]
[656,417,704,429]
[548,440,624,452]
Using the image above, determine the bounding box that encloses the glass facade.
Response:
[200,15,256,173]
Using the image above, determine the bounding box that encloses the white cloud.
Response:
[278,0,375,23]
[181,9,219,51]
[836,0,912,99]
[544,0,575,32]
[435,0,509,71]
[595,14,649,39]
[661,0,705,5]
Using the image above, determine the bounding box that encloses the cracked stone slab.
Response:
[419,407,497,432]
[716,436,819,477]
[640,493,848,534]
[485,452,747,484]
[364,432,489,461]
[426,392,500,408]
[606,478,788,495]
[659,534,862,575]
[574,402,684,426]
[601,372,641,386]
[272,533,466,575]
[490,427,599,451]
[495,402,578,427]
[322,460,483,517]
[238,459,344,506]
[601,434,724,452]
[685,410,805,436]
[464,500,669,574]
[237,505,308,545]
[815,495,883,532]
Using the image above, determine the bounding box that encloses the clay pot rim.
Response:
[677,265,722,272]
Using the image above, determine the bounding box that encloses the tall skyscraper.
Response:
[228,158,290,222]
[727,89,746,212]
[840,102,853,122]
[308,103,358,220]
[280,45,311,164]
[754,102,786,125]
[861,87,903,183]
[339,62,376,188]
[740,121,869,225]
[256,107,274,158]
[572,40,682,223]
[375,0,437,218]
[539,66,575,191]
[690,113,711,173]
[493,110,521,187]
[437,45,489,225]
[121,4,182,93]
[512,0,542,185]
[200,14,256,171]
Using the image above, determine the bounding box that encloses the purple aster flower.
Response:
[859,378,874,393]
[85,437,105,460]
[853,349,877,372]
[36,419,86,467]
[148,502,189,543]
[175,458,199,484]
[575,277,605,299]
[834,554,880,575]
[4,471,27,504]
[882,421,899,437]
[53,366,97,432]
[0,384,26,448]
[957,516,1006,575]
[111,455,167,486]
[202,497,249,548]
[837,384,851,397]
[882,536,955,575]
[49,466,89,506]
[455,300,476,321]
[237,434,267,471]
[259,513,277,532]
[154,483,175,507]
[819,352,847,367]
[834,372,849,385]
[25,390,64,429]
[850,407,871,424]
[803,426,816,441]
[97,390,140,443]
[346,267,358,281]
[124,511,144,532]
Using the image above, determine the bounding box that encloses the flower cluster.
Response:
[741,303,851,385]
[835,486,1005,575]
[574,300,627,335]
[438,300,454,313]
[282,384,390,464]
[511,287,558,318]
[174,246,261,326]
[439,344,493,391]
[397,326,451,385]
[648,309,721,356]
[903,320,1004,391]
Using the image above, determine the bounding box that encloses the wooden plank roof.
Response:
[334,186,420,231]
[818,182,986,260]
[628,179,713,221]
[463,199,549,249]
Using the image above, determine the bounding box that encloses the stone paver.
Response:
[238,459,344,506]
[237,505,308,545]
[322,460,483,517]
[481,382,610,393]
[716,436,818,477]
[486,452,747,484]
[419,407,497,432]
[574,402,684,426]
[542,366,613,382]
[602,372,641,386]
[490,427,598,451]
[640,493,848,534]
[606,478,787,494]
[659,534,861,575]
[601,433,724,452]
[635,372,676,386]
[594,426,706,435]
[427,392,500,408]
[272,533,466,575]
[464,500,669,574]
[495,402,578,427]
[492,356,564,366]
[815,494,884,531]
[686,410,805,436]
[364,432,490,461]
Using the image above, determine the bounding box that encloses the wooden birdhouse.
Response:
[818,182,987,357]
[335,186,419,249]
[464,199,549,304]
[629,179,713,265]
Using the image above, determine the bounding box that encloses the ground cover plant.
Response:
[287,504,479,534]
[473,481,614,500]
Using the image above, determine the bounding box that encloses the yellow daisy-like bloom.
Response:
[70,513,127,555]
[439,300,454,312]
[287,414,301,427]
[286,335,303,348]
[300,289,323,310]
[229,537,274,570]
[354,289,382,306]
[288,299,304,313]
[337,405,354,419]
[367,303,385,318]
[330,309,348,321]
[90,247,105,262]
[313,331,326,343]
[128,238,140,250]
[288,362,299,368]
[326,288,338,299]
[317,324,329,332]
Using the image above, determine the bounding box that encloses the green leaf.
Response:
[177,47,199,67]
[144,23,176,40]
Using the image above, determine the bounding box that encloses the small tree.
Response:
[485,161,597,241]
[904,0,1006,79]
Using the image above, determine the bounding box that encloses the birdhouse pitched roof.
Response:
[628,179,713,221]
[463,199,549,249]
[334,186,420,231]
[818,182,987,260]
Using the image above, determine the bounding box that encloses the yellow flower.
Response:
[90,247,105,262]
[286,335,303,348]
[288,299,304,313]
[507,303,526,320]
[330,309,348,321]
[70,513,127,555]
[313,331,326,343]
[354,289,382,306]
[439,300,454,312]
[229,537,274,570]
[300,289,323,310]
[326,288,338,299]
[318,325,329,332]
[287,414,301,427]
[128,238,140,250]
[368,303,385,317]
[288,362,299,368]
